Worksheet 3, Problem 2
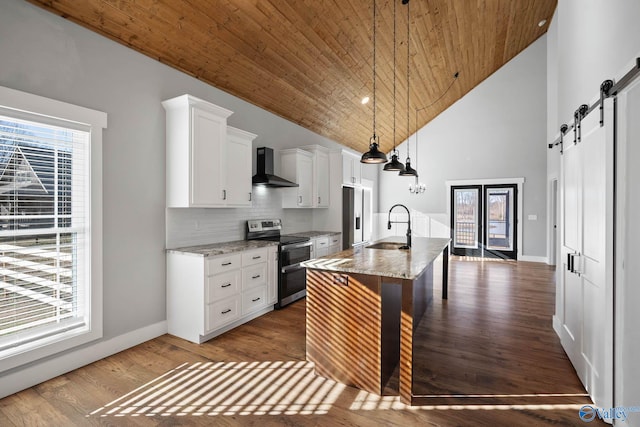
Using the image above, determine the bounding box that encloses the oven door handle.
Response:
[281,240,313,252]
[281,262,305,274]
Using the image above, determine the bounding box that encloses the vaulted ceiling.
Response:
[28,0,556,155]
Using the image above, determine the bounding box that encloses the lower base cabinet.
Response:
[310,233,342,259]
[167,246,277,344]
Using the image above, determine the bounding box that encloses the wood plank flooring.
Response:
[0,258,605,426]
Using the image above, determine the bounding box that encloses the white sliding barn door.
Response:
[559,101,613,411]
[615,79,640,424]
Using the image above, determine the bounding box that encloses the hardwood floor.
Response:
[0,258,605,426]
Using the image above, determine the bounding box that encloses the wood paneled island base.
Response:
[304,237,450,405]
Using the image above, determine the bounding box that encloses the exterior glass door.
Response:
[451,186,482,256]
[484,185,517,259]
[450,184,518,259]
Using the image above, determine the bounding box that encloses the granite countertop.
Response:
[302,236,451,280]
[289,231,341,239]
[167,239,278,257]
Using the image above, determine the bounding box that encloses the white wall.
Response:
[378,36,548,258]
[548,1,640,423]
[0,0,366,395]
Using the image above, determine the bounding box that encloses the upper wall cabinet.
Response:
[341,150,362,186]
[163,95,255,208]
[301,145,330,208]
[226,126,257,207]
[280,148,313,208]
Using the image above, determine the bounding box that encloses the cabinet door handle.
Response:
[222,190,227,200]
[318,196,321,204]
[252,274,261,279]
[251,297,261,302]
[221,309,231,314]
[222,262,232,266]
[221,283,232,288]
[249,192,252,201]
[298,195,302,204]
[252,256,261,260]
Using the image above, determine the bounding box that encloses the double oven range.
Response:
[246,219,311,308]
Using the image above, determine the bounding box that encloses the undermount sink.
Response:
[366,242,410,250]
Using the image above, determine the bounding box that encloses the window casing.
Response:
[0,86,105,372]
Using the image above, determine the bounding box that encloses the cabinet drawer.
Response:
[242,263,267,290]
[315,236,329,249]
[206,270,240,303]
[242,287,267,315]
[206,254,242,275]
[242,248,269,267]
[329,235,341,246]
[206,296,240,331]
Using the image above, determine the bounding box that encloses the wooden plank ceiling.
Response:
[27,0,556,155]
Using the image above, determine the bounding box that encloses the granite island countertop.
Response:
[302,236,450,280]
[167,239,278,257]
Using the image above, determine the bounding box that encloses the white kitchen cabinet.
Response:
[163,95,232,207]
[341,150,362,187]
[328,233,342,255]
[167,246,276,344]
[266,246,278,304]
[225,126,257,207]
[280,148,313,208]
[301,145,330,208]
[314,236,330,258]
[163,94,256,208]
[310,234,341,258]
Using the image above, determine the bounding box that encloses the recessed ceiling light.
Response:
[361,96,370,105]
[538,19,547,27]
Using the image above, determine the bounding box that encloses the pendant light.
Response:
[361,0,388,164]
[399,0,417,177]
[383,0,405,172]
[409,114,426,193]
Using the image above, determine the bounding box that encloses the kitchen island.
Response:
[302,236,450,405]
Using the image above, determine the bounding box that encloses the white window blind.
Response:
[0,113,90,354]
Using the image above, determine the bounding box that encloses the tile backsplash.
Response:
[166,187,313,248]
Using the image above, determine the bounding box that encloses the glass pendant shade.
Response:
[409,175,426,194]
[399,158,418,176]
[361,135,388,164]
[383,151,405,171]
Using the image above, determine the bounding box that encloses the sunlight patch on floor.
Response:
[349,391,589,412]
[89,361,345,417]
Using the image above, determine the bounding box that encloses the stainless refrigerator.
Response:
[342,186,372,249]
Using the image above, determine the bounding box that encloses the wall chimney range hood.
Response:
[252,147,299,187]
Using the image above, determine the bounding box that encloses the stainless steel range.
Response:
[246,219,311,308]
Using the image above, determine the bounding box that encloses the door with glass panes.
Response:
[450,184,517,259]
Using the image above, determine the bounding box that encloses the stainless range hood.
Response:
[252,147,299,187]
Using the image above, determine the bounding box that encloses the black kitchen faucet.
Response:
[387,204,411,249]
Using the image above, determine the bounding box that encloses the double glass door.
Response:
[450,184,517,259]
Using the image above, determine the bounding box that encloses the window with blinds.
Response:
[0,113,89,354]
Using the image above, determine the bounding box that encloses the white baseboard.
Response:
[0,320,167,399]
[520,255,548,263]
